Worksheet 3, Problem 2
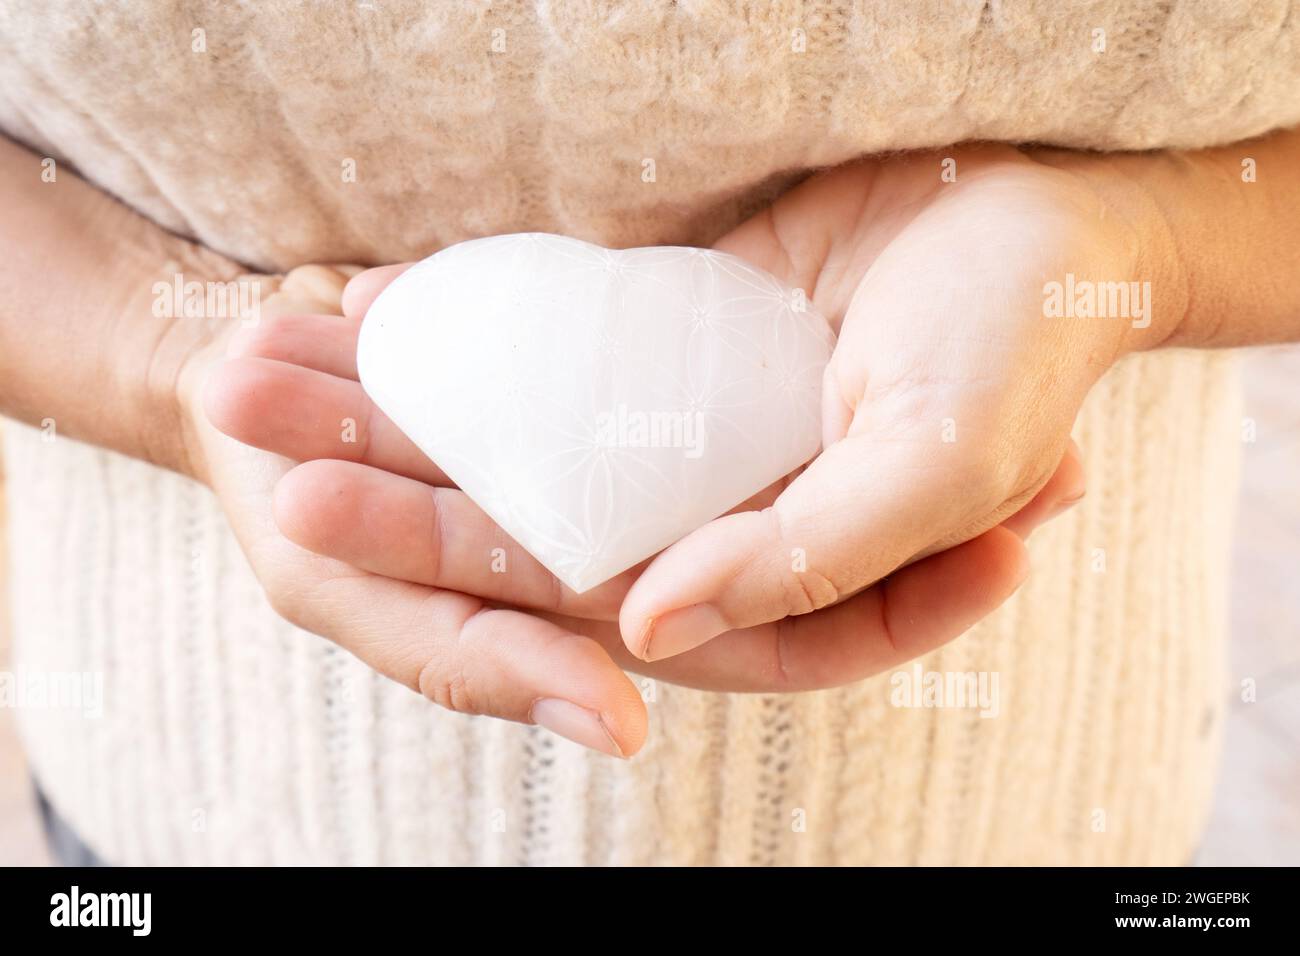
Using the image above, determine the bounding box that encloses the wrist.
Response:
[116,259,250,485]
[0,135,248,480]
[1028,147,1193,355]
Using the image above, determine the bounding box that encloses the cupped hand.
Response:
[619,144,1137,664]
[198,149,1091,743]
[183,265,646,757]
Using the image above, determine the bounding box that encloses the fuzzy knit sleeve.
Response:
[0,1,1297,271]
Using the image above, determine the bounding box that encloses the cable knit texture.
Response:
[1,0,1290,864]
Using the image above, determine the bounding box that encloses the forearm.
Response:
[1036,125,1300,352]
[0,135,237,475]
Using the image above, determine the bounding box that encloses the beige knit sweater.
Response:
[2,1,1296,865]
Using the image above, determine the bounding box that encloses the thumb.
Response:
[618,425,996,662]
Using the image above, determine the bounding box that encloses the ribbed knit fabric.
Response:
[0,0,1288,864]
[4,349,1240,865]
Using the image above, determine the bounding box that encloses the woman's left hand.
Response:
[619,145,1154,667]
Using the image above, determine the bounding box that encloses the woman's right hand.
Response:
[181,265,649,757]
[0,132,651,758]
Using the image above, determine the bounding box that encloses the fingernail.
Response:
[642,603,728,662]
[1049,489,1087,520]
[530,698,624,758]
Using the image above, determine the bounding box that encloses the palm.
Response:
[726,149,1114,541]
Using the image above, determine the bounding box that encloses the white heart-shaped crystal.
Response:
[357,233,834,593]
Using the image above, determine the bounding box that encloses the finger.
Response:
[342,264,413,321]
[250,264,356,317]
[274,459,633,620]
[619,433,987,662]
[227,312,362,380]
[276,565,645,756]
[561,525,1028,692]
[769,524,1027,687]
[278,264,354,311]
[1000,438,1085,539]
[202,426,645,756]
[203,356,453,486]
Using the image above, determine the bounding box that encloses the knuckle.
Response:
[282,264,347,309]
[262,578,306,628]
[242,314,289,353]
[351,393,377,462]
[781,564,840,616]
[416,607,499,716]
[419,660,479,716]
[540,563,568,614]
[251,551,315,630]
[423,489,447,582]
[566,582,622,621]
[767,507,839,616]
[227,311,293,360]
